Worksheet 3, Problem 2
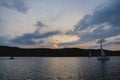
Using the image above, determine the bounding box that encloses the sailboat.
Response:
[89,50,92,57]
[98,41,109,60]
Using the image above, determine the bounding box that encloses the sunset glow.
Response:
[0,0,120,50]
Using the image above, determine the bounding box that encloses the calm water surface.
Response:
[0,57,120,80]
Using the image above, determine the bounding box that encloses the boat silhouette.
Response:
[9,56,14,60]
[98,41,109,61]
[89,50,92,57]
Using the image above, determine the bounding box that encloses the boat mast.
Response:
[89,50,91,57]
[100,41,105,57]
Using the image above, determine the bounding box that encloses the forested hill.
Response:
[0,46,120,57]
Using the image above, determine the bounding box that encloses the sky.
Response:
[0,0,120,50]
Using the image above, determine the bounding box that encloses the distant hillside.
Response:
[0,46,120,57]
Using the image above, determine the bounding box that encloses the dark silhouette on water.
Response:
[98,41,109,60]
[9,56,14,59]
[89,50,92,57]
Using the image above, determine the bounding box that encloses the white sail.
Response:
[98,41,109,60]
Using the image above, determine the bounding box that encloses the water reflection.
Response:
[50,58,80,80]
[0,57,120,80]
[100,60,107,80]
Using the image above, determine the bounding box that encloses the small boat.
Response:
[98,41,109,61]
[9,56,14,60]
[89,50,92,57]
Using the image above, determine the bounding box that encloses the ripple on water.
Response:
[0,57,120,80]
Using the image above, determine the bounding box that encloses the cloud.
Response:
[48,43,64,49]
[11,31,60,45]
[0,36,11,46]
[46,34,79,43]
[106,41,120,46]
[97,38,106,44]
[0,20,60,46]
[35,21,46,27]
[45,33,80,48]
[104,36,120,46]
[74,0,120,42]
[0,0,28,13]
[34,21,50,34]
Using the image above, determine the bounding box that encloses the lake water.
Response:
[0,57,120,80]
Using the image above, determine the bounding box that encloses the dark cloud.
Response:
[35,21,46,27]
[80,27,120,42]
[75,15,91,31]
[0,0,28,13]
[112,41,120,45]
[11,31,60,45]
[1,20,59,45]
[75,0,120,42]
[97,39,106,44]
[34,21,47,33]
[0,36,11,46]
[98,40,120,49]
[107,41,120,45]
